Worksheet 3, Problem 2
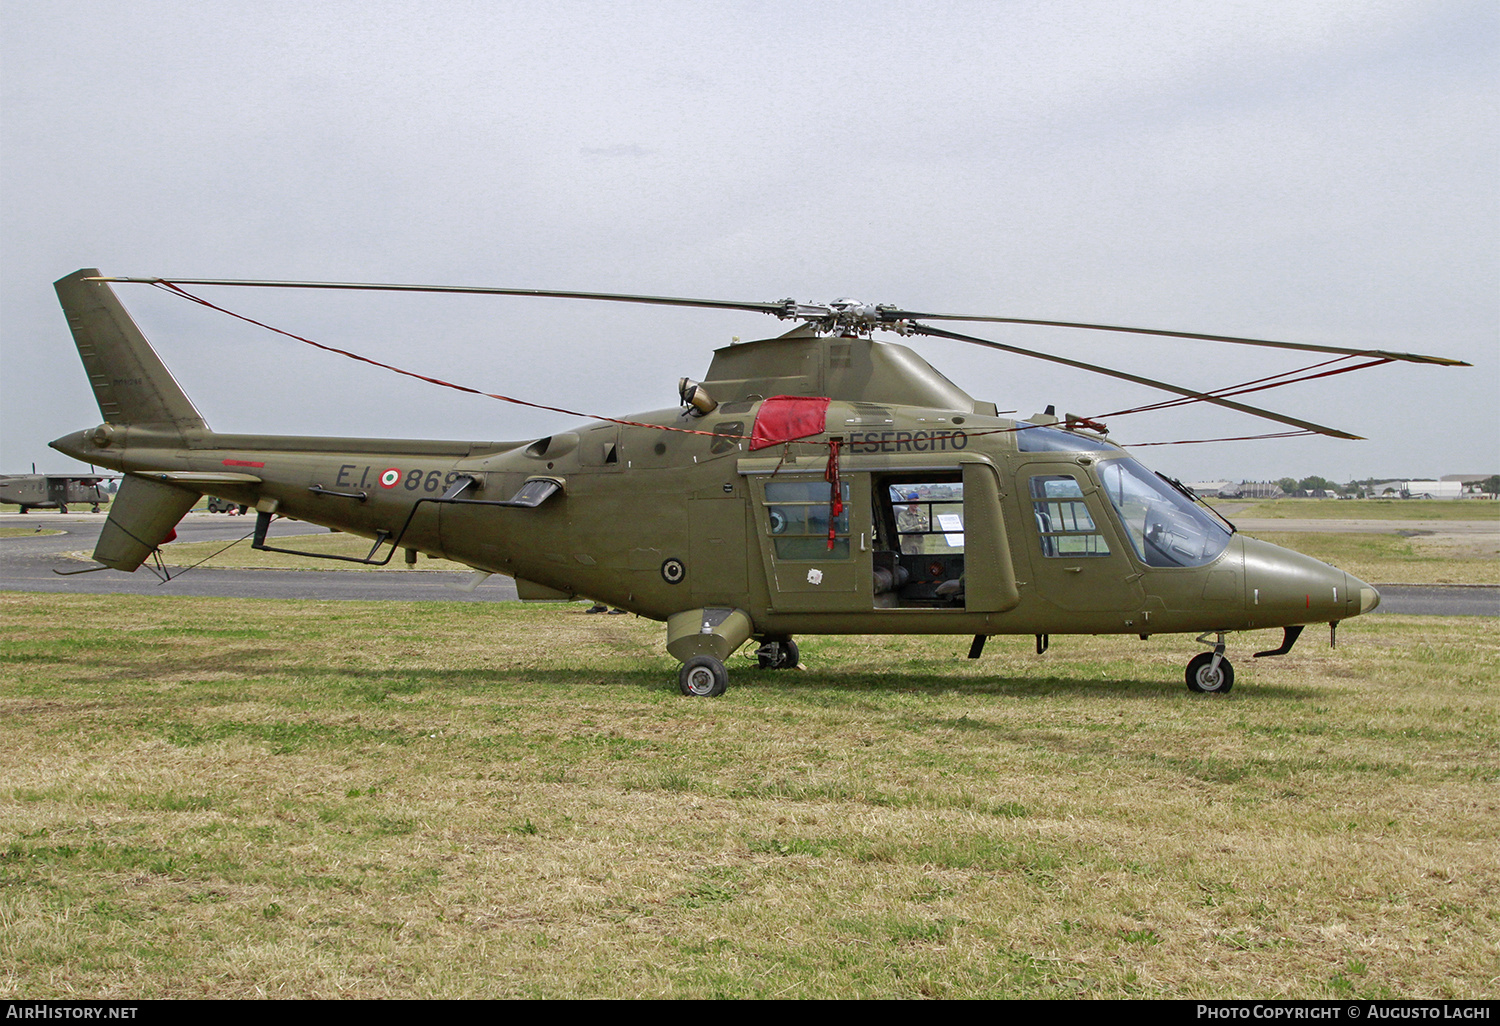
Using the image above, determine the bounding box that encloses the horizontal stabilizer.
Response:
[135,471,263,486]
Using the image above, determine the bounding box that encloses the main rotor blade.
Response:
[90,277,1468,368]
[888,310,1468,367]
[911,323,1364,440]
[89,277,790,317]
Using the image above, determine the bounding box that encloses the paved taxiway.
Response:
[0,512,520,602]
[1,512,1494,615]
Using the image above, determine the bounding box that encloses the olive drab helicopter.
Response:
[48,270,1467,697]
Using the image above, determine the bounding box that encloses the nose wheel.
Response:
[1186,651,1234,694]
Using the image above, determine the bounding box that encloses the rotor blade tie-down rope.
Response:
[149,281,1350,454]
[1099,355,1394,419]
[151,282,751,442]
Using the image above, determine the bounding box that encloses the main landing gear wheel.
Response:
[1186,652,1234,694]
[679,655,729,697]
[757,639,800,670]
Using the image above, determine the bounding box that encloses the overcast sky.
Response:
[3,0,1495,484]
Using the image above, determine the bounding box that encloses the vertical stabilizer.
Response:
[55,269,208,434]
[92,475,200,571]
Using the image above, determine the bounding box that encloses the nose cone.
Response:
[51,426,123,471]
[1241,536,1379,623]
[50,428,97,462]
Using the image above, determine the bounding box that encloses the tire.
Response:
[678,655,728,697]
[1186,652,1234,694]
[757,639,800,670]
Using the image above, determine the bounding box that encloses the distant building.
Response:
[1218,481,1285,499]
[1442,474,1498,497]
[1372,480,1464,499]
[1185,481,1231,498]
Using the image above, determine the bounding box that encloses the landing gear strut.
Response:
[756,638,800,670]
[1187,632,1233,694]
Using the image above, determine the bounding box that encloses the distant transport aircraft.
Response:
[0,473,113,513]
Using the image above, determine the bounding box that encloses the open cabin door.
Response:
[959,459,1020,613]
[867,458,1018,613]
[740,455,1020,616]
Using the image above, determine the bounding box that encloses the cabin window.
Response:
[710,421,744,455]
[763,479,851,559]
[887,482,965,555]
[1030,475,1111,557]
[870,474,967,607]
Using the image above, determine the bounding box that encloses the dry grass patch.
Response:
[1245,531,1500,585]
[2,593,1496,998]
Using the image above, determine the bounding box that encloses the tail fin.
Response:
[92,474,200,571]
[55,269,208,433]
[54,270,207,571]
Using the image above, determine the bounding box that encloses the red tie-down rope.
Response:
[151,281,742,441]
[823,437,842,550]
[1095,353,1394,421]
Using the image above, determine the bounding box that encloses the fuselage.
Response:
[0,474,108,509]
[52,400,1378,639]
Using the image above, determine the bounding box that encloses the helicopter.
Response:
[47,269,1467,697]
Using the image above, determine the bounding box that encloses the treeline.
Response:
[1278,475,1500,496]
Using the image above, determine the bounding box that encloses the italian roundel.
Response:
[379,468,401,488]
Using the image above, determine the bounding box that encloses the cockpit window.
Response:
[1016,422,1119,453]
[1099,458,1231,568]
[1030,475,1111,557]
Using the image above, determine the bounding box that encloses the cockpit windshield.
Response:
[1098,458,1231,568]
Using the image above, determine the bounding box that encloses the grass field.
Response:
[1226,499,1499,520]
[2,594,1495,999]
